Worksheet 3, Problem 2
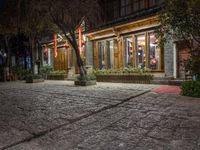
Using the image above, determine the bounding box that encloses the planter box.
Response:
[74,80,97,86]
[47,74,68,80]
[96,74,153,84]
[26,78,44,83]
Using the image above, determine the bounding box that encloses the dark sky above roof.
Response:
[0,0,5,12]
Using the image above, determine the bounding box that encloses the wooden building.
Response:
[41,31,87,77]
[41,0,190,79]
[86,0,164,72]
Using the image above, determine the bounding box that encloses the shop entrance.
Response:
[54,48,68,71]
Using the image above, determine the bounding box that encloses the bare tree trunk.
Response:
[4,36,11,81]
[64,33,87,77]
[30,36,35,74]
[17,0,21,66]
[4,36,11,68]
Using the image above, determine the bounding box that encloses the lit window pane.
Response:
[148,32,161,70]
[136,34,146,68]
[106,41,114,69]
[124,37,133,67]
[98,42,105,69]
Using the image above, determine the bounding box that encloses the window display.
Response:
[136,34,146,68]
[98,41,105,69]
[124,37,133,67]
[148,32,161,70]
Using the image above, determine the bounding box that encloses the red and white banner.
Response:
[54,33,57,58]
[78,27,82,54]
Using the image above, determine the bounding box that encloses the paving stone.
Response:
[0,81,200,150]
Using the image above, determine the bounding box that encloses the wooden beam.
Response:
[132,34,136,67]
[145,32,149,67]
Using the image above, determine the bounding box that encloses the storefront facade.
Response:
[84,0,187,78]
[41,31,87,76]
[86,15,167,75]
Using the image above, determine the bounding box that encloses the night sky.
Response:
[0,0,5,12]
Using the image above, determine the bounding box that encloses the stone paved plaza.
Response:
[0,81,200,150]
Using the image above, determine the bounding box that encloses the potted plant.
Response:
[25,74,44,83]
[39,65,53,80]
[74,73,96,86]
[47,70,68,80]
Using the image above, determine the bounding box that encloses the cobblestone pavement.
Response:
[0,81,200,150]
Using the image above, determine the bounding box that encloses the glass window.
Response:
[148,32,161,70]
[136,34,146,68]
[106,0,119,21]
[149,0,156,7]
[121,7,125,16]
[98,41,105,69]
[140,0,146,9]
[106,40,114,69]
[126,5,132,15]
[43,48,48,65]
[120,0,132,17]
[124,37,133,67]
[133,0,139,12]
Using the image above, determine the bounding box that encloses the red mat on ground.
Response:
[151,86,181,95]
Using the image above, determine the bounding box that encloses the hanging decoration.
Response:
[78,27,82,54]
[54,33,58,58]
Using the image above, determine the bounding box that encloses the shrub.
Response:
[186,48,200,81]
[25,74,43,80]
[93,67,151,75]
[181,81,200,97]
[77,73,96,81]
[11,66,31,80]
[50,70,67,75]
[39,65,53,75]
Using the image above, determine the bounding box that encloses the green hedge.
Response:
[181,81,200,97]
[93,67,152,75]
[96,74,153,84]
[77,73,96,81]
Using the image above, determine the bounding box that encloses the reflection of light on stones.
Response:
[119,143,125,147]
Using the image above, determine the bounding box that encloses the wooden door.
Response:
[54,49,68,71]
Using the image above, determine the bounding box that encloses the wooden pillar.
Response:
[121,37,125,68]
[93,41,98,69]
[66,49,68,72]
[118,37,123,69]
[114,39,119,69]
[104,40,107,69]
[132,34,136,67]
[145,32,149,67]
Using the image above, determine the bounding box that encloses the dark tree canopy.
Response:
[159,0,200,79]
[37,0,102,77]
[159,0,200,48]
[0,0,102,77]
